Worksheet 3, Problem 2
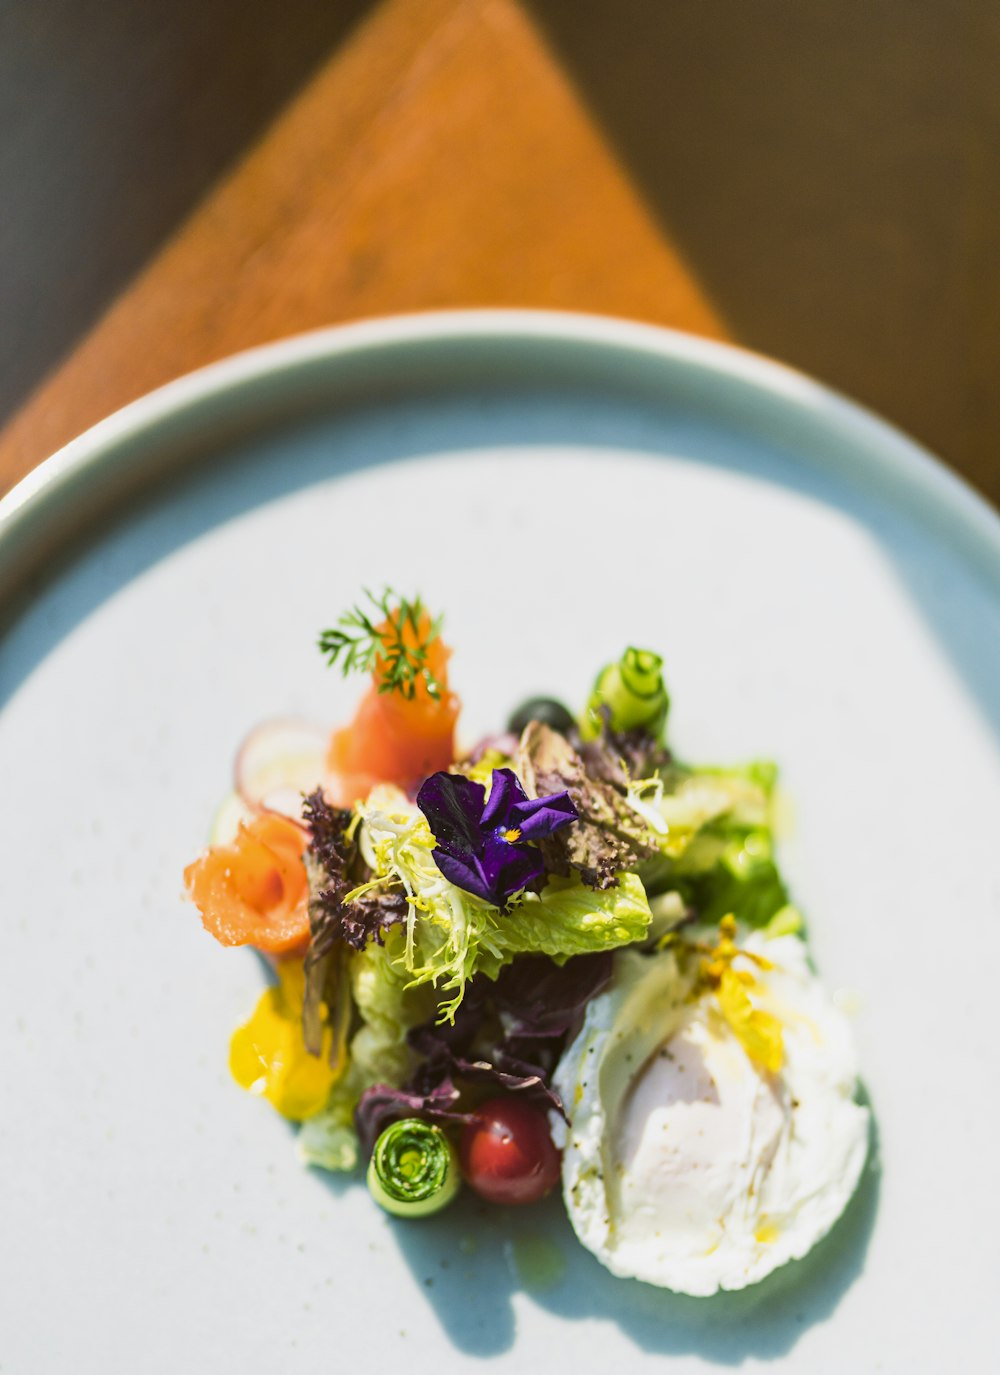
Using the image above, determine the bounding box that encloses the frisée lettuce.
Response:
[354,787,652,1019]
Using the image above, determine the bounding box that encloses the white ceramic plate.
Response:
[2,313,998,1374]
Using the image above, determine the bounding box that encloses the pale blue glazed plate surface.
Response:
[1,313,998,1374]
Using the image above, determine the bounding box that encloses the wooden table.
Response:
[3,0,999,504]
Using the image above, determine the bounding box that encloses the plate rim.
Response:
[1,308,996,1366]
[2,308,999,600]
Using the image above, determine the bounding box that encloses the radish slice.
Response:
[235,718,329,820]
[209,790,255,846]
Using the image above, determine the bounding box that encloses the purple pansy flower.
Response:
[416,767,578,909]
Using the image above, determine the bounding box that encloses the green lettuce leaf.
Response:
[402,871,653,1018]
[349,927,437,1085]
[296,1070,361,1173]
[355,789,653,1018]
[497,872,652,964]
[627,761,794,930]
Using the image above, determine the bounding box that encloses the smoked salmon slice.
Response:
[185,813,311,954]
[326,611,459,801]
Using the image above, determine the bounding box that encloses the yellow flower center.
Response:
[502,827,522,843]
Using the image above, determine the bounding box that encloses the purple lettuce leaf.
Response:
[408,1023,567,1121]
[303,790,407,953]
[490,950,614,1039]
[380,952,614,1144]
[355,1078,471,1158]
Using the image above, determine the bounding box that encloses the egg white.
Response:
[551,936,869,1296]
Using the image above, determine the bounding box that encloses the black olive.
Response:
[506,696,576,736]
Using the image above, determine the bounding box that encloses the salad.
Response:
[184,591,868,1296]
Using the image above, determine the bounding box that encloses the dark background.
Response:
[2,0,998,504]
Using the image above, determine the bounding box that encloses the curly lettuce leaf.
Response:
[402,871,651,1018]
[356,789,652,1018]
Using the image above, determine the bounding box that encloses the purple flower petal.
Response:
[432,835,544,908]
[508,789,578,841]
[430,846,498,906]
[416,765,577,909]
[416,772,485,850]
[480,767,528,830]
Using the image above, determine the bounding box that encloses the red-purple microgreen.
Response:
[318,588,444,700]
[517,721,659,889]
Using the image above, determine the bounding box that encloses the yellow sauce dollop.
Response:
[229,960,339,1120]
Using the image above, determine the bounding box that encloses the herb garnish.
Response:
[318,588,444,700]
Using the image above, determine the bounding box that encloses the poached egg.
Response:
[551,934,869,1295]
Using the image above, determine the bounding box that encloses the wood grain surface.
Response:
[2,0,998,504]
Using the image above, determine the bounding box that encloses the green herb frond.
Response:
[318,587,444,700]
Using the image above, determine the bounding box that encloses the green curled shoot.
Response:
[581,646,670,741]
[367,1118,461,1218]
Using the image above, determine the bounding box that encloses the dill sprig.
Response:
[318,588,444,700]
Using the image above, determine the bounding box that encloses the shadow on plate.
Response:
[231,948,880,1363]
[325,1089,880,1364]
[257,950,880,1361]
